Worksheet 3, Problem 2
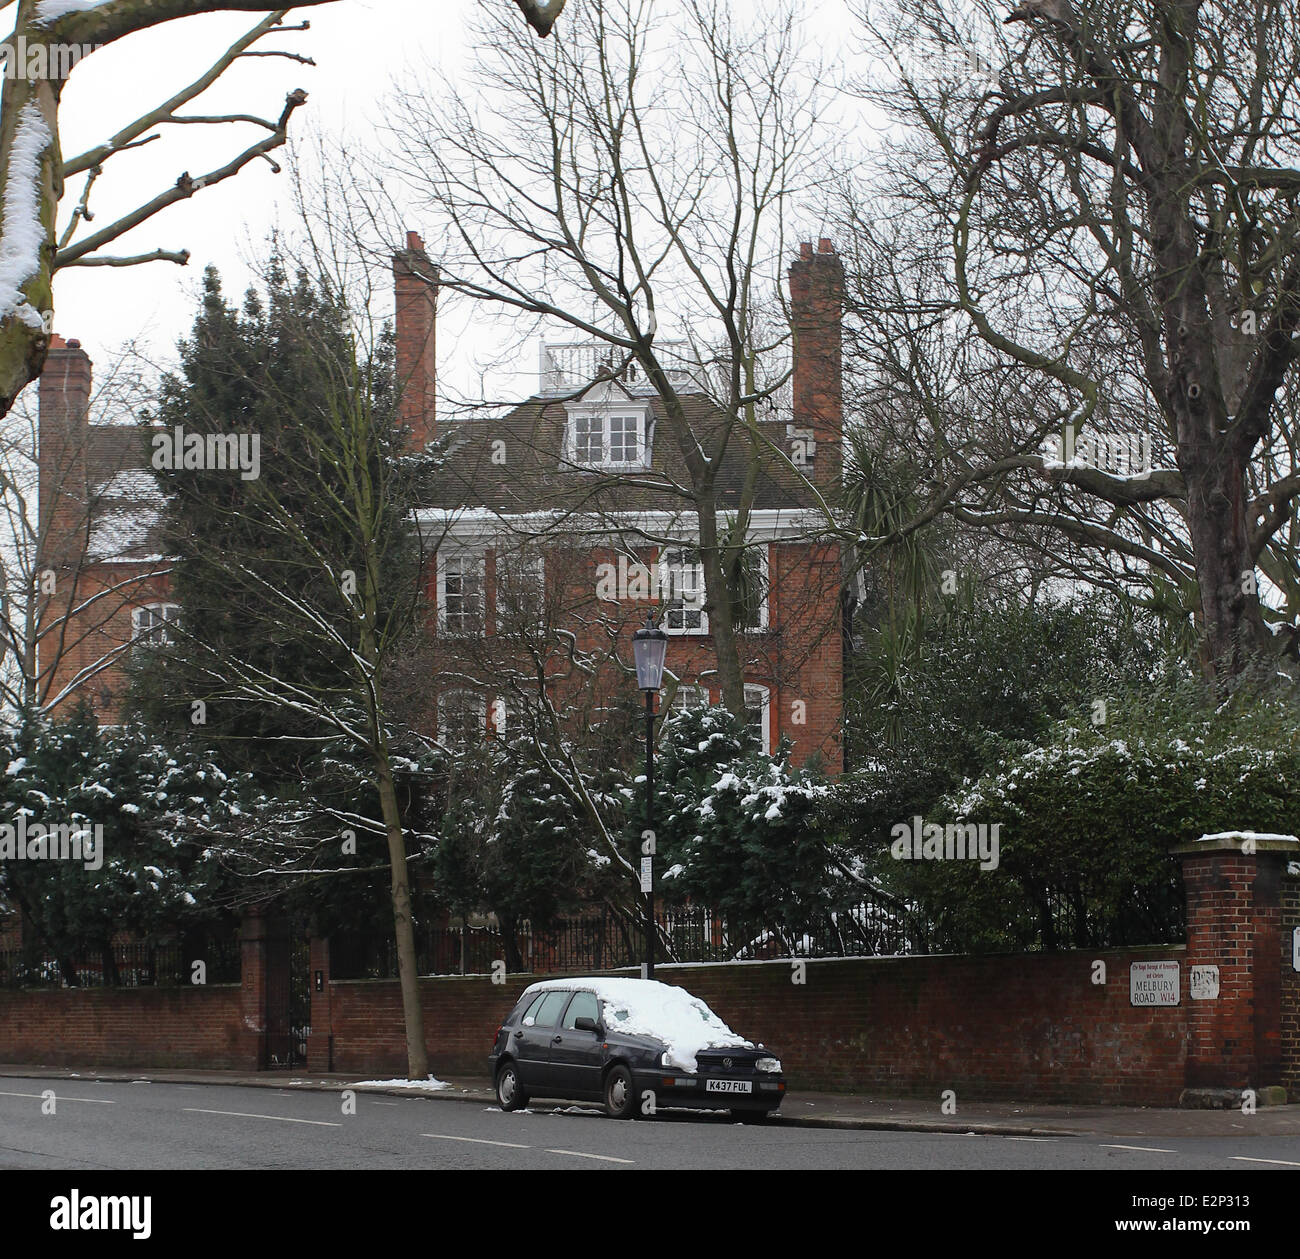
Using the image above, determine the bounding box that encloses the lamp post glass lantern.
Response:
[632,616,668,691]
[632,614,667,979]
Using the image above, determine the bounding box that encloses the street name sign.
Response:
[1130,960,1180,1006]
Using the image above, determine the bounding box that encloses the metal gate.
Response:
[263,920,310,1069]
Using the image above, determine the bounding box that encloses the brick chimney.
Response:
[788,238,843,489]
[393,230,438,451]
[37,334,93,562]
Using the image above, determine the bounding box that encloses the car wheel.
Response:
[603,1064,636,1120]
[496,1061,529,1112]
[732,1109,771,1124]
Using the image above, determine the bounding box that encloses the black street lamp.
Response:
[631,612,668,979]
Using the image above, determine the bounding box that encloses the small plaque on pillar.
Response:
[1129,960,1180,1006]
[1189,965,1219,1000]
[1293,927,1300,973]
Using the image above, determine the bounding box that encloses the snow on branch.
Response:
[0,102,51,331]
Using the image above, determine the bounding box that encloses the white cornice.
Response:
[411,506,828,547]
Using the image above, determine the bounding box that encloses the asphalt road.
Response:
[1,1077,1299,1170]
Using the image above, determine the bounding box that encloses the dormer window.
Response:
[574,414,605,464]
[608,415,641,463]
[562,383,652,471]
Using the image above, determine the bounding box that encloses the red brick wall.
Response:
[1180,841,1290,1090]
[1281,869,1300,1095]
[0,986,250,1069]
[317,948,1188,1103]
[788,239,843,490]
[432,538,844,771]
[393,230,437,451]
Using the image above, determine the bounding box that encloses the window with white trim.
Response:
[659,547,707,634]
[131,602,181,646]
[744,683,771,755]
[565,404,651,470]
[437,551,484,636]
[607,415,641,463]
[495,550,546,630]
[671,684,710,713]
[439,689,486,753]
[573,413,604,464]
[734,545,770,631]
[658,545,769,634]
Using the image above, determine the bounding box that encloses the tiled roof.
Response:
[420,393,815,516]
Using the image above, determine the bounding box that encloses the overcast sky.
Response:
[49,0,861,403]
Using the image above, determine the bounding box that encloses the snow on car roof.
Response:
[519,977,752,1072]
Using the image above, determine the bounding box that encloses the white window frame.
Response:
[670,683,711,714]
[657,544,769,635]
[744,683,772,755]
[437,549,485,637]
[658,546,708,635]
[438,689,486,752]
[494,551,546,631]
[131,602,181,646]
[606,413,643,464]
[564,403,652,470]
[572,412,605,464]
[736,544,770,632]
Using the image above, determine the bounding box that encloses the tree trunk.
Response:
[374,753,430,1080]
[696,502,746,718]
[1178,431,1270,679]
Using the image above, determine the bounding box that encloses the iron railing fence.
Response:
[329,899,932,979]
[0,938,241,989]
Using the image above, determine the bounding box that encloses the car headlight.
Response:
[755,1057,782,1074]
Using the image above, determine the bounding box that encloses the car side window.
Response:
[531,991,569,1029]
[519,994,547,1026]
[562,991,600,1030]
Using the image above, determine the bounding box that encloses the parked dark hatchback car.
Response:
[488,977,786,1121]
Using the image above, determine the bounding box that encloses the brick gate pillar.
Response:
[307,933,332,1073]
[1279,855,1300,1098]
[239,910,268,1070]
[1175,833,1299,1101]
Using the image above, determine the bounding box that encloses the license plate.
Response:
[706,1079,752,1094]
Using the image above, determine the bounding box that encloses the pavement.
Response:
[3,1062,1298,1139]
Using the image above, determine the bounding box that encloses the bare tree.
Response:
[0,0,568,422]
[840,0,1300,679]
[385,0,827,717]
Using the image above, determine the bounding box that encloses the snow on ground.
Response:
[348,1076,450,1091]
[519,976,752,1072]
